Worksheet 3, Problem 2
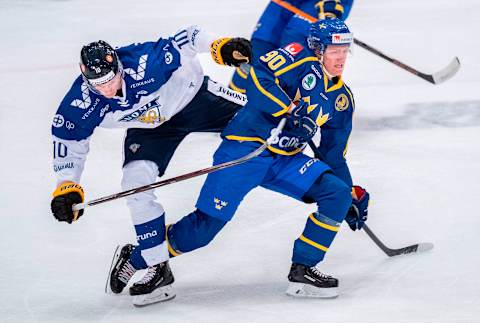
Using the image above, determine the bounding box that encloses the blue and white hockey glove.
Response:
[287,100,318,143]
[315,0,345,19]
[345,185,369,231]
[51,181,84,224]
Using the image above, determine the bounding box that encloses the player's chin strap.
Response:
[72,118,287,212]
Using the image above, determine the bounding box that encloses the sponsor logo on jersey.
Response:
[52,114,64,128]
[136,230,157,241]
[124,54,148,81]
[311,65,323,80]
[70,82,92,109]
[118,98,164,124]
[129,143,141,154]
[165,52,173,64]
[54,162,74,172]
[81,98,101,120]
[269,130,306,149]
[284,42,304,56]
[135,90,148,99]
[335,93,349,111]
[130,77,155,89]
[214,198,228,210]
[65,120,75,130]
[99,104,109,118]
[302,73,317,90]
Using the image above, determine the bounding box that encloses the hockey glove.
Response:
[287,100,318,143]
[345,185,369,231]
[315,0,345,19]
[51,181,84,224]
[210,37,252,67]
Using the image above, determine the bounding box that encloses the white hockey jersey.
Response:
[52,26,220,184]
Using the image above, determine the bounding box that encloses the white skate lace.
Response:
[310,267,332,279]
[118,261,136,284]
[136,265,160,284]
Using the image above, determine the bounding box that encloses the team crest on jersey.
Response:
[124,54,148,81]
[284,42,304,56]
[214,198,228,210]
[335,93,349,111]
[119,99,165,124]
[302,74,317,90]
[70,82,92,109]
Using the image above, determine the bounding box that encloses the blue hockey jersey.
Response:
[223,43,355,185]
[253,0,354,46]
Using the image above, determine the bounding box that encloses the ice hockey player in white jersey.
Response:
[50,26,251,306]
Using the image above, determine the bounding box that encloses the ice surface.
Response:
[1,0,479,322]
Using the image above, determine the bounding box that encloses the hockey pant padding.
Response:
[293,173,351,266]
[166,209,227,257]
[122,160,168,268]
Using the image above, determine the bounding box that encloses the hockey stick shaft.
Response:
[270,0,459,84]
[72,118,286,211]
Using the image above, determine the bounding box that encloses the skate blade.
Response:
[286,282,339,299]
[132,284,176,307]
[105,245,122,294]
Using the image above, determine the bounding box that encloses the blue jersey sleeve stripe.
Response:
[274,56,318,77]
[224,135,303,155]
[344,85,355,109]
[229,81,246,93]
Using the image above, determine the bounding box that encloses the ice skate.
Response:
[105,244,137,294]
[286,263,339,298]
[129,261,175,306]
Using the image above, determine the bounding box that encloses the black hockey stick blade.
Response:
[363,224,434,257]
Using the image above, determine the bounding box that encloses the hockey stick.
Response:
[72,118,287,212]
[307,141,434,257]
[362,224,434,257]
[270,0,460,84]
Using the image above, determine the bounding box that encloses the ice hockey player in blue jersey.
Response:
[49,26,252,306]
[109,18,370,303]
[230,0,354,93]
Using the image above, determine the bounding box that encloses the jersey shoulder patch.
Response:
[283,42,305,56]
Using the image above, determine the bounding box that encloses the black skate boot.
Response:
[129,261,175,306]
[286,263,339,298]
[105,244,137,294]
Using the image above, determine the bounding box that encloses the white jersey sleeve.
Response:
[52,135,90,185]
[172,25,217,57]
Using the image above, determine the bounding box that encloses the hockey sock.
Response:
[292,212,341,266]
[166,209,227,257]
[130,214,167,269]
